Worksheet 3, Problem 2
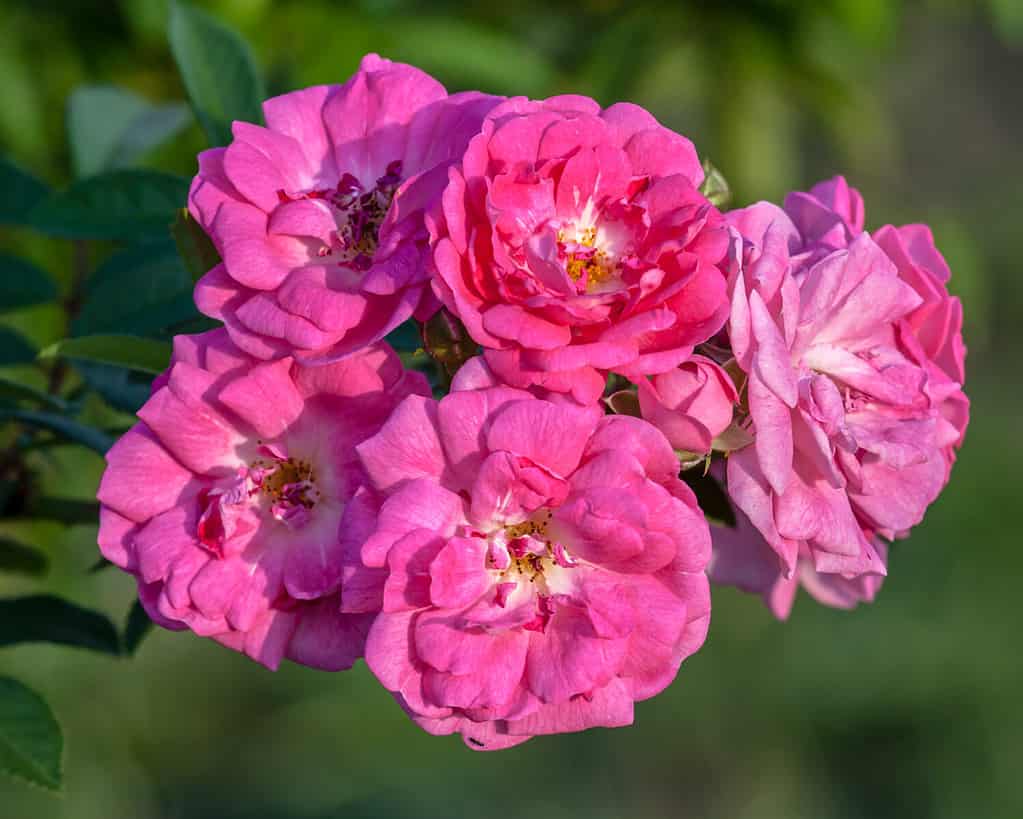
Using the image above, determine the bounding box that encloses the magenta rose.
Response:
[97,330,429,669]
[714,197,954,617]
[189,53,500,363]
[430,95,732,404]
[350,387,711,749]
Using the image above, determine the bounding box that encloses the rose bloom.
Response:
[430,95,731,404]
[785,177,968,474]
[708,467,886,618]
[189,53,499,364]
[712,188,964,618]
[97,330,428,668]
[635,355,738,455]
[350,387,711,749]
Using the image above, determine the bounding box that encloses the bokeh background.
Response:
[1,1,1021,817]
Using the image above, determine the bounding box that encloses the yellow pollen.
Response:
[502,511,556,580]
[254,457,319,507]
[559,226,617,288]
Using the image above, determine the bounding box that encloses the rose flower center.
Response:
[277,160,403,271]
[475,511,579,633]
[557,223,619,293]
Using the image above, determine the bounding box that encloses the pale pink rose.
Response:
[430,95,731,404]
[716,198,952,616]
[872,224,968,474]
[707,469,884,619]
[785,177,969,471]
[353,387,711,749]
[189,53,500,364]
[97,330,429,669]
[635,355,738,454]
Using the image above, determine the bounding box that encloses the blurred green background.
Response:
[1,1,1021,817]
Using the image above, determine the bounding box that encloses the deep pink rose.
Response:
[430,95,731,404]
[189,53,500,364]
[715,197,954,617]
[635,355,738,454]
[352,387,711,749]
[97,330,429,669]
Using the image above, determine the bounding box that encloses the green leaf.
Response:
[171,208,221,283]
[73,361,154,415]
[0,156,49,228]
[0,254,58,312]
[389,19,554,97]
[22,498,100,526]
[679,468,737,528]
[0,538,48,577]
[73,240,196,337]
[699,158,732,209]
[0,327,37,366]
[123,600,153,656]
[39,334,171,375]
[0,376,66,412]
[0,408,114,455]
[384,320,423,354]
[606,389,641,417]
[29,170,189,241]
[169,1,265,147]
[711,422,755,453]
[0,595,120,655]
[88,557,112,574]
[68,85,191,178]
[115,104,193,163]
[0,677,63,791]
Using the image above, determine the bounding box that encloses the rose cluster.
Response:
[97,55,968,749]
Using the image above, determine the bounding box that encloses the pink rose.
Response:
[189,53,500,364]
[785,178,969,471]
[873,224,969,474]
[707,470,885,619]
[430,95,731,404]
[635,355,738,454]
[353,387,711,749]
[97,329,429,669]
[716,199,951,616]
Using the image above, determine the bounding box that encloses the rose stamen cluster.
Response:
[277,159,403,270]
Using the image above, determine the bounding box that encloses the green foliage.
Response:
[0,156,49,228]
[122,601,153,657]
[0,595,120,655]
[20,498,100,526]
[680,467,737,528]
[67,86,191,179]
[0,327,37,367]
[0,678,63,791]
[699,158,732,209]
[0,538,48,577]
[169,0,265,147]
[29,170,190,241]
[0,408,114,455]
[0,254,57,313]
[0,376,67,412]
[72,240,194,338]
[170,208,221,283]
[39,335,173,376]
